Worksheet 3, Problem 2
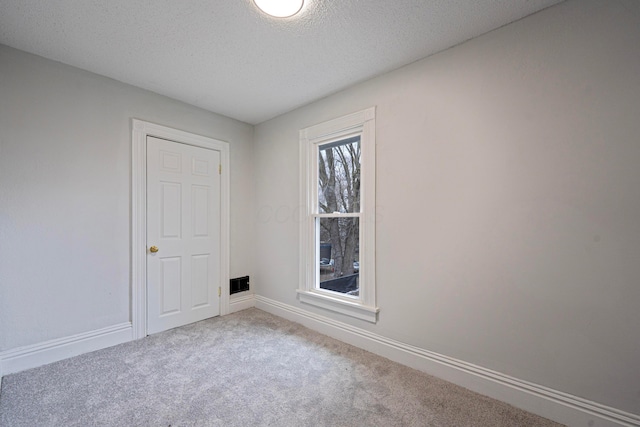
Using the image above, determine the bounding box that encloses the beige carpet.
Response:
[0,308,563,426]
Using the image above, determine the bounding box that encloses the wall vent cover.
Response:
[230,276,250,294]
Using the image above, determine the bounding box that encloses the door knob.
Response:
[149,246,159,253]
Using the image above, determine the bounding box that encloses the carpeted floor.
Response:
[0,308,563,426]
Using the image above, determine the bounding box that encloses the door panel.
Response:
[191,254,210,307]
[192,185,210,237]
[147,136,221,334]
[160,257,182,315]
[161,182,182,238]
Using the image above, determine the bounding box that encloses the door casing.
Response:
[132,119,230,339]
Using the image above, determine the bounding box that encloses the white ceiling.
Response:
[0,0,563,124]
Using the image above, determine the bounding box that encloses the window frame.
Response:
[298,107,378,323]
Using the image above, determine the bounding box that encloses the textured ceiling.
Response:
[0,0,563,124]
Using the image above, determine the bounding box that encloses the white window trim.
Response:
[298,107,378,323]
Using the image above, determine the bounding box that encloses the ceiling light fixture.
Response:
[253,0,304,18]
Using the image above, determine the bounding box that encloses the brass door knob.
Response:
[149,246,159,253]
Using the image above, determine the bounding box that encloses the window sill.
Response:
[297,290,379,323]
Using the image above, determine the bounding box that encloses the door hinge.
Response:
[219,164,221,175]
[218,286,221,297]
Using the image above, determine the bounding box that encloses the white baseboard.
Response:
[0,293,256,380]
[229,293,255,314]
[255,295,640,427]
[0,322,133,378]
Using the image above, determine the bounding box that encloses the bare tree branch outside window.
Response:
[318,137,360,293]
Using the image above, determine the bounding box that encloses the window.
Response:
[298,107,378,322]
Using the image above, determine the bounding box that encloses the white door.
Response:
[146,136,221,334]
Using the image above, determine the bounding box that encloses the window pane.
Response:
[318,136,361,214]
[318,217,359,296]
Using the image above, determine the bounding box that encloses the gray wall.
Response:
[0,45,255,350]
[2,0,639,417]
[253,0,640,414]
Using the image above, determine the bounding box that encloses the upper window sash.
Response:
[311,133,362,216]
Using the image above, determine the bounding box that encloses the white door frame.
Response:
[131,119,230,339]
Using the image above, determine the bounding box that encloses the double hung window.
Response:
[298,108,377,322]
